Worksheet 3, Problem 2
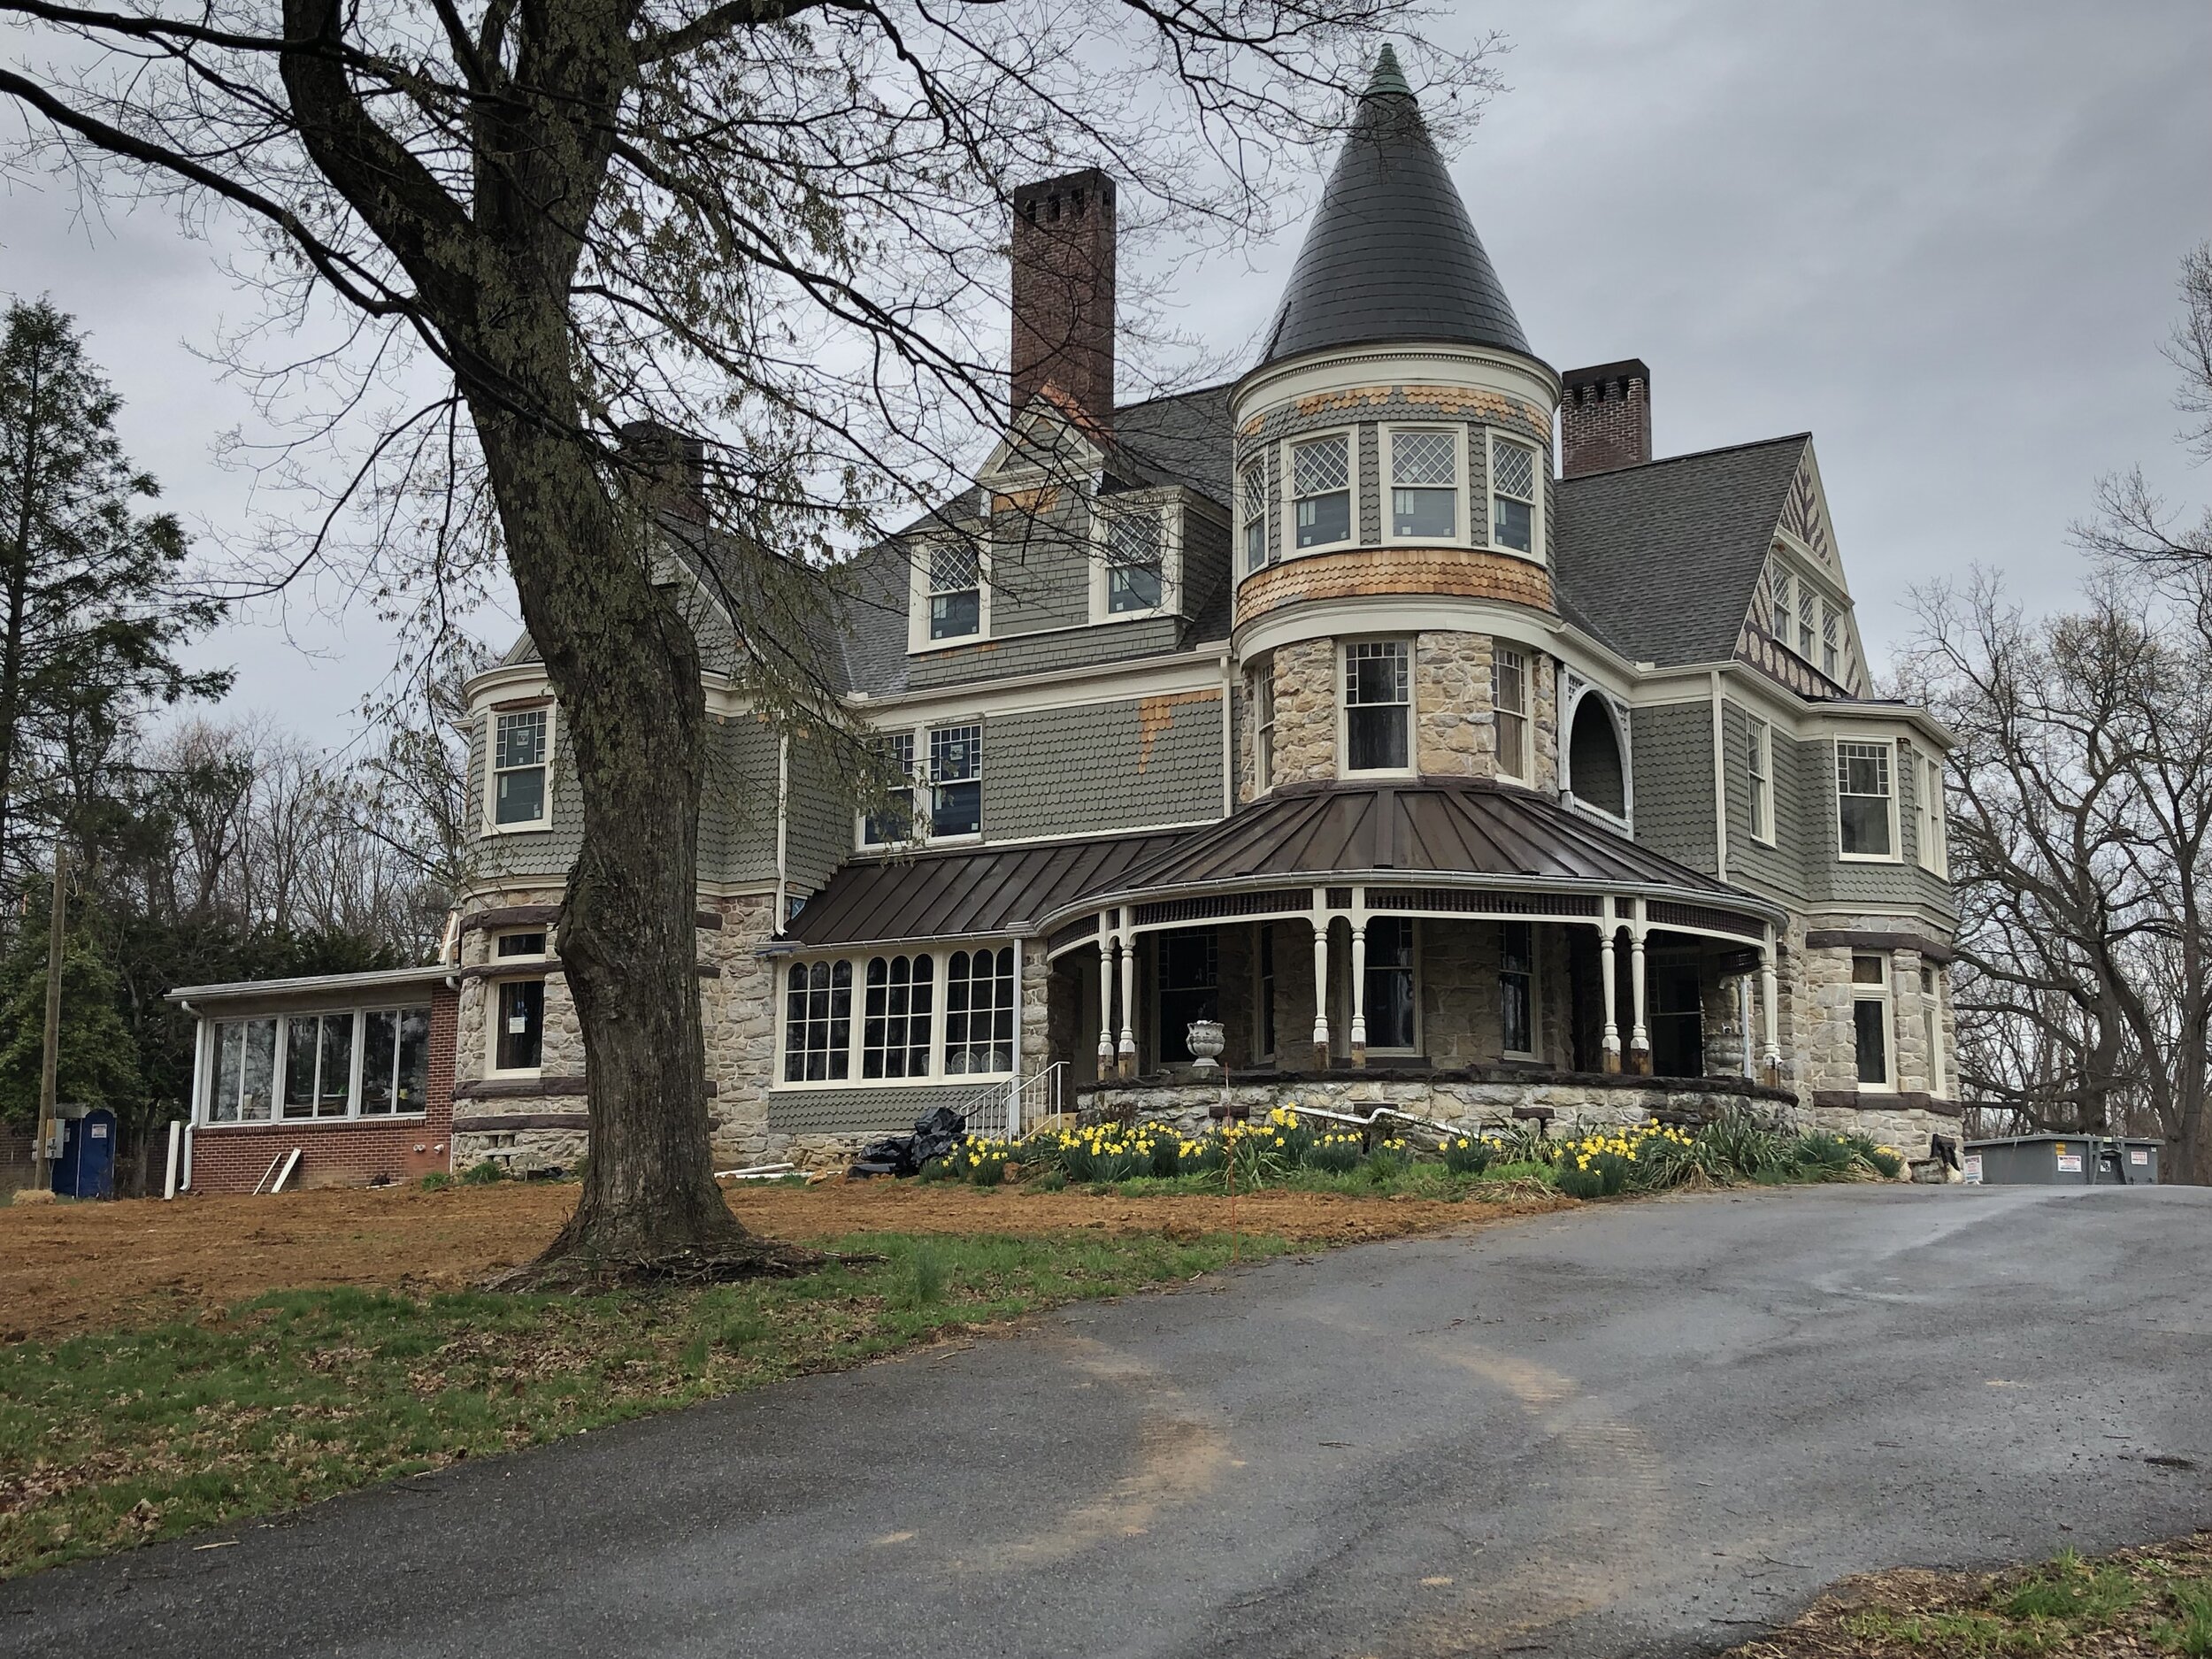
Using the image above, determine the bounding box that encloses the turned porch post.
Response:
[1627,897,1652,1076]
[1759,931,1782,1088]
[1117,926,1139,1079]
[1310,899,1332,1070]
[1096,924,1116,1078]
[1598,901,1622,1073]
[1348,902,1369,1067]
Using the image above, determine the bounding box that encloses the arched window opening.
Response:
[1568,696,1626,818]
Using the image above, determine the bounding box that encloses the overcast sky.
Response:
[2,0,2207,747]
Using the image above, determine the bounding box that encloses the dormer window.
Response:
[1291,433,1352,550]
[928,543,981,641]
[1103,505,1164,614]
[1388,428,1458,540]
[1240,459,1269,573]
[1488,436,1537,555]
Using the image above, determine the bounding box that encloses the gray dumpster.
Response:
[1963,1133,2161,1186]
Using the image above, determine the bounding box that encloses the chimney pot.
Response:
[1559,358,1652,477]
[1010,167,1117,434]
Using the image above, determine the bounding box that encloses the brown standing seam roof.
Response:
[781,830,1190,949]
[782,780,1772,950]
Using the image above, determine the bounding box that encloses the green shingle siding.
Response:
[1626,702,1716,874]
[989,510,1092,638]
[768,1084,995,1135]
[983,695,1224,841]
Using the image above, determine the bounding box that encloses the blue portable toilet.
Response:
[52,1107,118,1200]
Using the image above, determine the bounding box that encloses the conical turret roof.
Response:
[1259,47,1532,366]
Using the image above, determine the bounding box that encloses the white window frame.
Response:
[907,536,990,653]
[1851,953,1894,1092]
[487,972,549,1078]
[855,724,983,848]
[1485,429,1543,562]
[1747,718,1775,845]
[1920,963,1946,1095]
[772,942,1021,1089]
[1239,457,1271,576]
[1497,918,1539,1061]
[1796,583,1817,661]
[1493,643,1530,784]
[1380,425,1466,547]
[1770,567,1793,641]
[1835,736,1901,862]
[1281,427,1358,557]
[199,1004,434,1125]
[1822,609,1842,680]
[1340,638,1416,779]
[925,722,984,843]
[1089,496,1179,625]
[856,731,919,850]
[1250,667,1276,795]
[1918,753,1948,877]
[485,702,555,834]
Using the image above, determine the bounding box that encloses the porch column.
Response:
[1597,902,1621,1073]
[1627,899,1652,1076]
[1117,926,1139,1079]
[1759,933,1782,1088]
[1310,908,1332,1070]
[1348,908,1368,1068]
[1096,926,1116,1077]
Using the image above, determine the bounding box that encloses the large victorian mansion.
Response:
[170,51,1960,1190]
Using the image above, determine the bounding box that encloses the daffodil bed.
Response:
[922,1107,1904,1198]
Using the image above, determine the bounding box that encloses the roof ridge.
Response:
[1110,379,1235,415]
[1559,432,1810,480]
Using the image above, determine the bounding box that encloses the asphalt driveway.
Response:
[7,1184,2210,1658]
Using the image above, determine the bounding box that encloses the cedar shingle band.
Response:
[1235,546,1553,629]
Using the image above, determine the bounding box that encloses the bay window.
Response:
[1252,669,1276,791]
[1240,459,1270,572]
[1488,435,1537,555]
[491,706,549,828]
[1344,641,1411,773]
[1388,428,1458,540]
[1836,740,1895,858]
[1493,645,1528,782]
[1921,964,1945,1094]
[1919,753,1947,875]
[777,944,1021,1086]
[1822,610,1841,679]
[1797,585,1816,660]
[946,947,1017,1074]
[862,955,933,1079]
[1291,433,1352,550]
[1770,569,1793,641]
[783,960,854,1082]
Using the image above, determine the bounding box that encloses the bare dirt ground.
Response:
[0,1179,1564,1342]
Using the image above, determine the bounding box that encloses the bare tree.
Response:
[0,2,1494,1278]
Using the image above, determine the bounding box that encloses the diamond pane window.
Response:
[1104,508,1164,613]
[1241,460,1270,573]
[1391,429,1458,539]
[1292,434,1352,549]
[1770,570,1793,640]
[1822,610,1841,678]
[928,542,981,640]
[1491,440,1536,553]
[1798,587,1817,658]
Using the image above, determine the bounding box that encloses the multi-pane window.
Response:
[495,931,546,958]
[1919,755,1947,875]
[208,1017,278,1123]
[1822,610,1841,679]
[1157,929,1220,1064]
[1747,718,1773,842]
[1292,434,1352,549]
[1490,438,1537,554]
[1365,918,1417,1052]
[282,1012,354,1119]
[862,955,933,1079]
[1390,429,1458,539]
[1837,741,1893,857]
[1770,570,1793,641]
[928,724,982,837]
[492,708,549,827]
[945,947,1016,1074]
[1251,670,1275,789]
[1852,955,1891,1088]
[1797,586,1816,659]
[1921,964,1944,1094]
[360,1008,432,1115]
[1241,459,1270,573]
[1493,646,1528,781]
[1499,920,1535,1057]
[928,542,981,641]
[495,979,545,1071]
[861,733,917,847]
[1345,641,1411,772]
[783,960,854,1082]
[1103,507,1164,614]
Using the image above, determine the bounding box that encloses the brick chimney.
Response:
[616,419,707,524]
[1560,359,1652,477]
[1010,169,1116,434]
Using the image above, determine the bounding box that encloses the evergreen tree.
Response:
[0,298,228,899]
[0,876,140,1129]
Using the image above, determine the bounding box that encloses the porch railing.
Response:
[949,1062,1066,1141]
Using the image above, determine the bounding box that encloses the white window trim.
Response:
[1851,953,1895,1093]
[1250,667,1276,797]
[1920,964,1947,1096]
[1252,920,1278,1064]
[1338,637,1417,780]
[1493,642,1531,786]
[907,536,991,655]
[483,700,555,836]
[1497,918,1539,1062]
[1360,916,1424,1057]
[1379,424,1469,549]
[1281,426,1360,559]
[1918,753,1948,877]
[1238,457,1272,577]
[855,722,984,849]
[200,1005,435,1125]
[771,942,1021,1090]
[1483,428,1544,565]
[1088,495,1181,626]
[486,973,549,1079]
[1560,682,1634,831]
[1747,718,1775,846]
[1835,735,1902,863]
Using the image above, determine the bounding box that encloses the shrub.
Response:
[460,1159,504,1186]
[419,1171,452,1193]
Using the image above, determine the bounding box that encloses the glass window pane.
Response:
[1109,563,1164,612]
[1493,494,1532,553]
[361,1010,399,1114]
[1348,706,1407,772]
[282,1016,319,1117]
[495,764,547,826]
[929,588,979,640]
[318,1014,353,1116]
[239,1019,276,1121]
[1854,997,1889,1085]
[496,979,544,1071]
[1367,918,1417,1050]
[211,1021,245,1123]
[1392,488,1455,538]
[1492,441,1535,501]
[395,1008,431,1112]
[1295,491,1350,549]
[495,932,547,957]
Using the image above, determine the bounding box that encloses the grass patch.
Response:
[1731,1534,2212,1656]
[0,1227,1289,1580]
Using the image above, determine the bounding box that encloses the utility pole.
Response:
[31,841,65,1190]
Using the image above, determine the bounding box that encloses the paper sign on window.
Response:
[509,1013,529,1033]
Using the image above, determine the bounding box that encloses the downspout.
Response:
[773,733,791,936]
[1219,651,1234,815]
[1709,667,1730,884]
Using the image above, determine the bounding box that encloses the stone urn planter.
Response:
[1185,1019,1225,1072]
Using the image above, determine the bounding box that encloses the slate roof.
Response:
[1551,435,1808,668]
[1259,47,1531,367]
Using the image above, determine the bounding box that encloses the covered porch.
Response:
[1034,780,1786,1094]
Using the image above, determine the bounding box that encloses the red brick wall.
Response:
[1560,360,1653,478]
[187,987,457,1194]
[1010,169,1116,429]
